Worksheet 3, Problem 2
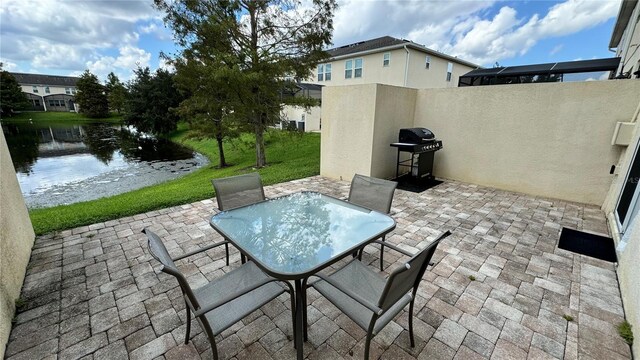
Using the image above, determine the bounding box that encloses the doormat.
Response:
[394,175,443,193]
[557,227,617,262]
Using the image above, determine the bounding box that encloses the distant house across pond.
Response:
[10,72,80,112]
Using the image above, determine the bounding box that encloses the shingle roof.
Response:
[325,36,479,68]
[461,58,620,77]
[10,72,79,87]
[327,36,409,58]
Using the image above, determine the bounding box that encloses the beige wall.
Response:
[313,48,475,89]
[321,80,640,205]
[603,98,640,358]
[20,84,76,97]
[320,84,378,179]
[415,80,640,205]
[0,131,35,359]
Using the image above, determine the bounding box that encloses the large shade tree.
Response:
[124,67,183,135]
[105,72,127,114]
[155,0,336,167]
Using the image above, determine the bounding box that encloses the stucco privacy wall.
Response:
[414,80,640,205]
[0,130,35,359]
[321,84,377,179]
[320,84,415,180]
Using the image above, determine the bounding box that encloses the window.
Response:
[48,100,55,106]
[345,60,353,79]
[354,58,363,78]
[317,64,331,81]
[446,62,453,82]
[72,88,77,95]
[45,86,50,94]
[383,53,390,67]
[425,56,431,69]
[32,86,38,93]
[33,99,40,107]
[65,87,71,94]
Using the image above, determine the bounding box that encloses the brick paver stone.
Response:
[4,177,630,360]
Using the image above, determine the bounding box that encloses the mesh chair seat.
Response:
[313,260,412,335]
[195,261,285,335]
[311,231,451,360]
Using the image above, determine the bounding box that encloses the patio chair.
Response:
[142,228,295,360]
[211,172,266,264]
[311,231,451,360]
[348,174,398,270]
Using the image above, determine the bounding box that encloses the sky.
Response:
[0,0,623,82]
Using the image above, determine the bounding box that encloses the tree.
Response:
[172,54,240,168]
[75,70,109,118]
[0,64,30,117]
[124,67,183,135]
[155,0,336,167]
[105,72,127,114]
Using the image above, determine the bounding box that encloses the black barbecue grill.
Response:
[390,128,442,182]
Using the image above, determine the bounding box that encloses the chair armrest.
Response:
[172,240,230,261]
[312,273,384,315]
[371,240,414,257]
[193,277,281,318]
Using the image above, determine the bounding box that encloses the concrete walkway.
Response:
[5,176,631,359]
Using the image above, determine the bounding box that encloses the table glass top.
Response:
[210,192,395,276]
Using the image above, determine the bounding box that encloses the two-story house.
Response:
[283,36,478,132]
[11,73,80,112]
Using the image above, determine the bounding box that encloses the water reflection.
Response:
[211,192,395,274]
[1,120,205,206]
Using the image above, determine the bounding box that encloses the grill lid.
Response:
[399,128,435,144]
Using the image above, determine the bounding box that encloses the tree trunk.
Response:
[216,135,227,168]
[255,122,266,168]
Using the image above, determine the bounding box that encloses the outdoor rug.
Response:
[558,227,617,262]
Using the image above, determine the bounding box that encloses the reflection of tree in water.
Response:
[1,122,39,174]
[224,193,333,273]
[82,123,119,164]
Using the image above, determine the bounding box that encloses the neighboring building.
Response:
[280,83,322,132]
[282,36,478,132]
[311,36,478,89]
[11,73,80,112]
[610,0,640,78]
[458,58,621,87]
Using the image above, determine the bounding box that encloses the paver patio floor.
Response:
[5,176,632,360]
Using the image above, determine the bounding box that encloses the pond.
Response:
[1,120,208,208]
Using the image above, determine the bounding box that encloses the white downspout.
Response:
[403,45,410,87]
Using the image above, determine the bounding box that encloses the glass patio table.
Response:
[209,191,396,359]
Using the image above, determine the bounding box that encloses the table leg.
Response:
[294,279,304,360]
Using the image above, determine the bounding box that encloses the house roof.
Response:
[10,72,79,87]
[296,83,323,92]
[461,58,621,78]
[325,36,479,68]
[609,0,638,48]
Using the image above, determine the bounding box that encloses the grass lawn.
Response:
[5,111,123,123]
[28,123,320,235]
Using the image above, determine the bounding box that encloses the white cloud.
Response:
[0,0,159,78]
[0,59,18,71]
[158,57,175,72]
[331,0,620,66]
[550,44,564,56]
[86,46,151,81]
